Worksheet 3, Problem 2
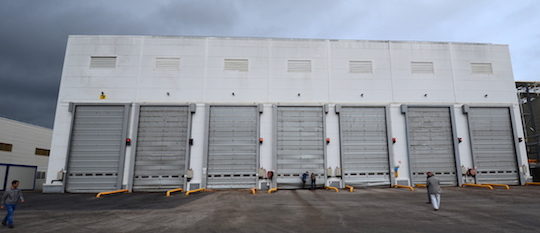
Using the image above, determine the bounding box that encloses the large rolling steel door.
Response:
[206,106,258,189]
[132,106,190,191]
[276,106,325,189]
[406,107,458,186]
[339,106,390,186]
[468,107,519,185]
[66,105,129,193]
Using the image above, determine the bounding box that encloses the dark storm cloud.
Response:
[0,0,539,128]
[0,0,242,128]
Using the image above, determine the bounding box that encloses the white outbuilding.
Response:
[0,117,50,191]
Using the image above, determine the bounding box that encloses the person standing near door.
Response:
[426,172,441,211]
[1,180,25,229]
[310,172,317,190]
[301,171,309,189]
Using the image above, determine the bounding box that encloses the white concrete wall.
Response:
[389,104,409,183]
[188,104,206,185]
[46,35,529,188]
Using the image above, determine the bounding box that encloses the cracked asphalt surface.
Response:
[3,186,540,232]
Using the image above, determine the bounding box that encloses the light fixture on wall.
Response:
[232,92,235,96]
[166,92,170,96]
[297,93,301,97]
[360,93,364,98]
[424,93,428,97]
[99,91,106,100]
[484,94,488,98]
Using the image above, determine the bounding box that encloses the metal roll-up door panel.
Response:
[407,107,457,186]
[469,107,519,185]
[133,106,190,191]
[66,105,127,193]
[340,107,390,186]
[207,106,258,189]
[277,106,325,189]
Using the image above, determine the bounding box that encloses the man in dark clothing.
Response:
[1,180,24,228]
[426,172,441,211]
[310,173,317,190]
[301,171,309,189]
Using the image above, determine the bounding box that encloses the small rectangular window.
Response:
[90,56,117,69]
[0,142,13,152]
[35,148,50,156]
[411,61,434,74]
[156,57,180,71]
[224,59,248,72]
[471,63,493,74]
[349,61,373,73]
[288,60,311,72]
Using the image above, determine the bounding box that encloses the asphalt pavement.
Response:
[3,186,540,233]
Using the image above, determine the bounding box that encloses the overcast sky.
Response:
[1,0,539,128]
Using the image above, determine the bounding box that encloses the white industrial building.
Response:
[0,117,50,191]
[44,35,529,193]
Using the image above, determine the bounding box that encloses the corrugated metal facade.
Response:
[276,106,325,189]
[339,107,390,186]
[132,106,190,191]
[206,106,258,189]
[66,105,128,193]
[468,107,519,185]
[406,107,458,186]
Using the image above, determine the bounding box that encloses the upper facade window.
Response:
[0,142,13,152]
[411,61,434,74]
[156,57,180,71]
[224,59,249,72]
[471,63,493,74]
[35,148,50,156]
[288,60,311,73]
[349,61,373,74]
[90,56,117,69]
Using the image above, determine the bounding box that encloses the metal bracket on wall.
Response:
[189,104,197,113]
[400,105,407,114]
[335,104,342,114]
[68,102,75,113]
[462,104,470,114]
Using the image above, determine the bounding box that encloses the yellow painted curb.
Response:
[483,184,510,190]
[393,185,415,191]
[96,189,128,198]
[166,188,183,197]
[185,188,205,196]
[525,182,540,186]
[462,184,493,190]
[325,186,339,192]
